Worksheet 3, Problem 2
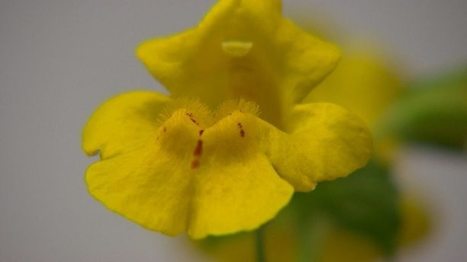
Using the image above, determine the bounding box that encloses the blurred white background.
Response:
[0,0,466,261]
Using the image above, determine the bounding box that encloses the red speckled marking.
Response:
[191,159,200,169]
[191,139,203,169]
[199,129,204,136]
[237,122,245,137]
[186,112,199,126]
[193,140,203,156]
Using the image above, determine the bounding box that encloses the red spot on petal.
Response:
[237,122,245,137]
[193,140,203,156]
[186,112,199,126]
[199,129,204,136]
[191,139,203,169]
[190,118,199,125]
[191,159,200,169]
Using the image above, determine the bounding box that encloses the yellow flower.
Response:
[192,39,432,261]
[82,0,372,239]
[136,0,341,127]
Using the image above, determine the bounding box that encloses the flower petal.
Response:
[83,92,367,237]
[267,103,373,191]
[187,111,294,238]
[84,95,293,238]
[136,0,339,126]
[188,151,293,239]
[85,144,193,236]
[82,90,170,158]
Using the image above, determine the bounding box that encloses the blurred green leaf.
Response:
[292,160,401,255]
[377,66,467,150]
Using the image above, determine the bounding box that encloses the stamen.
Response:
[222,41,253,57]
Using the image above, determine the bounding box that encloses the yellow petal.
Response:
[83,92,369,237]
[136,0,339,127]
[397,196,431,246]
[187,111,293,238]
[267,103,373,191]
[83,91,197,235]
[86,145,194,236]
[84,94,293,238]
[82,90,170,158]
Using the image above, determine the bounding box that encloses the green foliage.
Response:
[292,159,401,255]
[377,66,467,150]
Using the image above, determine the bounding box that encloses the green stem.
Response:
[297,215,328,262]
[255,226,266,262]
[297,219,314,262]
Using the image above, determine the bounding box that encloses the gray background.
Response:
[1,0,466,261]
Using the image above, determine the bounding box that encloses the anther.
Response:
[222,41,253,57]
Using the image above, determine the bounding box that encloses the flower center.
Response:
[156,99,260,170]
